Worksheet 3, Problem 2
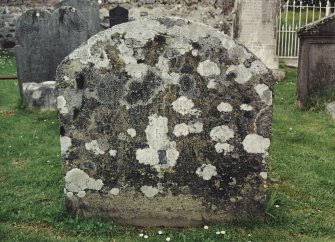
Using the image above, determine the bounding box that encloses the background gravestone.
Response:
[56,17,274,226]
[14,6,90,110]
[15,8,53,96]
[297,15,335,107]
[235,0,279,71]
[50,6,89,77]
[57,0,100,37]
[109,6,129,28]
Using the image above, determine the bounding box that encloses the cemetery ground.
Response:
[0,52,335,242]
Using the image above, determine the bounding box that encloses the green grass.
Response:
[1,55,335,241]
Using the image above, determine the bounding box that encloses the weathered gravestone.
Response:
[14,8,56,109]
[109,7,129,28]
[57,0,100,37]
[297,15,335,107]
[15,6,89,109]
[235,0,279,71]
[15,9,53,93]
[56,17,275,226]
[50,6,89,77]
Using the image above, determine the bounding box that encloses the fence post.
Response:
[326,0,331,16]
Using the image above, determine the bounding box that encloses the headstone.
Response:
[15,6,89,110]
[57,0,100,37]
[109,6,128,28]
[15,9,53,87]
[56,17,275,226]
[297,15,335,107]
[50,6,89,77]
[235,0,279,70]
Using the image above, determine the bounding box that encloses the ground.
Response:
[0,52,335,241]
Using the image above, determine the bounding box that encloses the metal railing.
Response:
[277,0,335,58]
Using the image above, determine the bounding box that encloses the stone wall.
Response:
[1,0,235,49]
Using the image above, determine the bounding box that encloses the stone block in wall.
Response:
[56,17,274,226]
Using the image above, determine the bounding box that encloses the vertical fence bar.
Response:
[319,2,322,20]
[291,1,296,57]
[284,1,289,56]
[288,24,292,57]
[294,24,298,56]
[299,1,302,29]
[312,4,315,22]
[281,25,285,57]
[306,3,309,25]
[277,5,282,56]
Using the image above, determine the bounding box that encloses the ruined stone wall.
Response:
[0,0,235,49]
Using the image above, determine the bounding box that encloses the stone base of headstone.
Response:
[22,81,56,111]
[65,192,264,227]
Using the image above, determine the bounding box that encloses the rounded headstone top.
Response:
[16,8,51,44]
[56,17,274,225]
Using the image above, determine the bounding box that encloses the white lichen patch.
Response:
[197,60,221,77]
[65,168,103,192]
[140,185,159,198]
[85,140,105,155]
[188,122,203,134]
[125,63,148,78]
[210,125,234,143]
[255,84,273,105]
[217,102,233,112]
[260,172,267,180]
[215,143,234,155]
[192,49,199,56]
[77,191,86,198]
[207,79,217,89]
[136,115,179,171]
[57,95,69,114]
[240,104,253,111]
[90,48,110,69]
[173,123,189,137]
[170,37,193,55]
[66,192,73,198]
[60,136,72,156]
[226,64,252,84]
[136,148,159,166]
[109,149,117,157]
[242,134,270,154]
[171,96,200,116]
[32,90,42,99]
[117,41,137,64]
[196,164,217,180]
[127,128,137,138]
[174,122,203,137]
[109,188,120,195]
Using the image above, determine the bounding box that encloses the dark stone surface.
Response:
[57,0,100,37]
[109,6,128,28]
[56,17,275,227]
[297,14,335,107]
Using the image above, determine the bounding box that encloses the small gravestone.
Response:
[109,7,128,28]
[14,8,55,108]
[56,17,274,226]
[57,0,100,37]
[235,0,279,71]
[297,15,335,107]
[15,6,90,110]
[50,6,89,77]
[15,9,53,86]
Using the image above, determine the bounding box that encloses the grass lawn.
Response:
[0,52,335,242]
